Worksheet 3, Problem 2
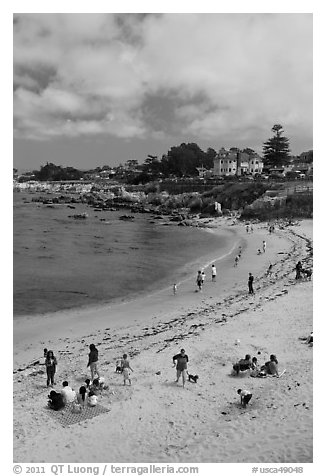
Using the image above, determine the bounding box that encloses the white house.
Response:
[213,148,263,177]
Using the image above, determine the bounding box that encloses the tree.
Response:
[263,124,291,168]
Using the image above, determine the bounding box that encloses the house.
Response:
[213,148,263,177]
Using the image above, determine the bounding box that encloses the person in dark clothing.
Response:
[295,261,302,280]
[248,273,254,294]
[173,349,189,388]
[45,350,57,387]
[48,390,65,411]
[87,344,100,381]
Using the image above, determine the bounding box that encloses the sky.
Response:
[13,12,313,171]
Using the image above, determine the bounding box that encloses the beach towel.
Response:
[47,402,110,427]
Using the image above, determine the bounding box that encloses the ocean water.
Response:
[13,191,231,317]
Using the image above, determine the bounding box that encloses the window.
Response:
[221,160,223,164]
[229,168,232,172]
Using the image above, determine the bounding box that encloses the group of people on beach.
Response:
[45,344,133,412]
[232,353,282,408]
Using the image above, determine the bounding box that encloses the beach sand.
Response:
[13,218,313,463]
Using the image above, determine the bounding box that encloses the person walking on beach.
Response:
[122,353,133,386]
[211,264,217,282]
[295,261,303,280]
[196,270,203,292]
[45,350,57,387]
[262,240,266,253]
[248,273,254,294]
[246,224,249,233]
[266,263,273,276]
[87,344,100,381]
[173,283,177,295]
[234,255,240,267]
[173,348,189,388]
[201,271,206,285]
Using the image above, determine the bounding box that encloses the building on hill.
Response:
[213,148,263,177]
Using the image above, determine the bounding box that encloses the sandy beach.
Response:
[13,218,313,463]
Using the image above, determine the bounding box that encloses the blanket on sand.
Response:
[47,402,110,427]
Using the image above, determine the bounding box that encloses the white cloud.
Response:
[13,13,312,152]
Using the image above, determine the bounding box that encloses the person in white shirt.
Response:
[211,264,217,282]
[60,381,76,404]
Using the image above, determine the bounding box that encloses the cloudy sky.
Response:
[13,13,313,171]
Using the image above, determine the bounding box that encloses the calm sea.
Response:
[13,191,230,317]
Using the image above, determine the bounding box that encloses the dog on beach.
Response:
[302,269,312,281]
[187,371,199,383]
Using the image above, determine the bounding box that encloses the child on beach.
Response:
[237,389,252,408]
[45,350,57,388]
[77,386,87,406]
[122,353,134,386]
[211,264,217,282]
[115,359,123,373]
[87,391,98,407]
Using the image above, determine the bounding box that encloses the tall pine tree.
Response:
[263,124,291,168]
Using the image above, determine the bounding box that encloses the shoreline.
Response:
[13,218,313,463]
[14,218,276,367]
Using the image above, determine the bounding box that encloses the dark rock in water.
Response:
[69,213,88,219]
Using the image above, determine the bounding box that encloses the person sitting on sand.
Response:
[237,388,252,408]
[122,353,134,386]
[233,354,252,375]
[60,381,76,404]
[90,378,100,395]
[234,255,240,267]
[257,249,262,255]
[263,355,279,377]
[77,386,87,406]
[250,357,260,377]
[48,390,65,411]
[87,390,98,407]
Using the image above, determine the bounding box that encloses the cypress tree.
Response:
[263,124,291,168]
